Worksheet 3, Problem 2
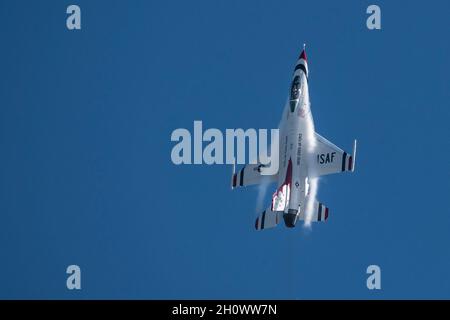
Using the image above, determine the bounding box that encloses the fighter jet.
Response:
[231,45,357,230]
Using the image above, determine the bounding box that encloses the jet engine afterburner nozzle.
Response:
[283,209,298,228]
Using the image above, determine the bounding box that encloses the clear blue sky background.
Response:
[0,1,449,299]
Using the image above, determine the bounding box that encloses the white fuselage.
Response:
[277,64,314,224]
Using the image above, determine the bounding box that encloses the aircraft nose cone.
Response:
[299,44,307,61]
[283,210,298,228]
[299,49,307,61]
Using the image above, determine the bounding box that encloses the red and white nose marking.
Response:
[294,46,308,78]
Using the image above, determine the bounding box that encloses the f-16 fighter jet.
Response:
[231,45,357,230]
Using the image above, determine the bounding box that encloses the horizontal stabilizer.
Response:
[299,198,329,222]
[255,208,283,231]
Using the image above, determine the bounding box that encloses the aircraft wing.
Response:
[231,163,277,189]
[311,132,357,177]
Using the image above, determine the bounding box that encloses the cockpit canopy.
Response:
[289,75,302,112]
[290,76,301,101]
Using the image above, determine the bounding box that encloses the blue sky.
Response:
[0,0,449,299]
